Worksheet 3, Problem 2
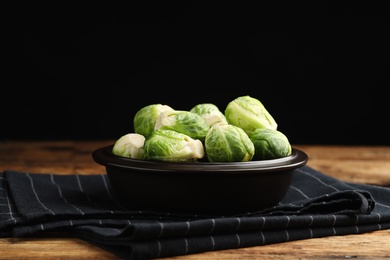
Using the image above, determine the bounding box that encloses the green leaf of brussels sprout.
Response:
[225,95,278,135]
[112,133,145,159]
[144,129,205,162]
[205,123,255,162]
[190,103,228,127]
[133,104,174,137]
[155,110,210,142]
[250,128,292,160]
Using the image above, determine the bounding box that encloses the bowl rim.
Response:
[92,145,308,174]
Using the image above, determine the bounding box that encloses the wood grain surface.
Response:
[1,140,389,259]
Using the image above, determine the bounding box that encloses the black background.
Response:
[3,2,390,145]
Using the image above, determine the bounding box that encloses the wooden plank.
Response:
[294,145,390,186]
[1,230,389,259]
[1,141,389,259]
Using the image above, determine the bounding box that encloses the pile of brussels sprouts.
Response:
[112,95,292,162]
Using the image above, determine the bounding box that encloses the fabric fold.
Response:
[1,165,390,259]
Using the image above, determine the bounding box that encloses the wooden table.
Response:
[1,140,389,259]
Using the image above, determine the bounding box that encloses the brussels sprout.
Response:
[225,95,278,135]
[205,123,255,162]
[112,133,145,159]
[144,129,205,162]
[190,103,228,127]
[133,104,174,137]
[155,110,210,142]
[250,128,292,160]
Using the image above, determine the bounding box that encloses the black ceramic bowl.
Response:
[92,145,308,214]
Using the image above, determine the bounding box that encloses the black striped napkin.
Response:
[1,166,390,259]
